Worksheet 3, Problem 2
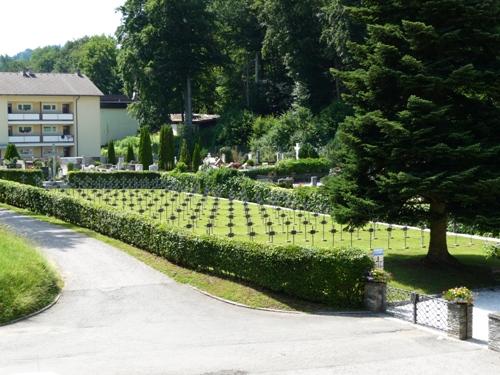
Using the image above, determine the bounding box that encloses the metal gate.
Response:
[387,286,448,331]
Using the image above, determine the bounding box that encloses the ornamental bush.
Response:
[0,169,44,187]
[0,179,373,307]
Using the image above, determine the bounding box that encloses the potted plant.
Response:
[443,287,474,304]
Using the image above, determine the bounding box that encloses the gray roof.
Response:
[0,72,103,96]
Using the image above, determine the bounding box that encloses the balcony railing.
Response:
[42,135,75,143]
[8,135,41,143]
[8,113,74,121]
[8,113,40,121]
[8,135,74,143]
[42,113,74,121]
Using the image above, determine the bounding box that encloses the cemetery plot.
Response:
[54,188,486,252]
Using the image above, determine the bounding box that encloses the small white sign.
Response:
[372,248,384,269]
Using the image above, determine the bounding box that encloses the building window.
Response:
[19,148,33,156]
[18,126,33,134]
[42,104,56,112]
[43,126,58,134]
[17,103,32,112]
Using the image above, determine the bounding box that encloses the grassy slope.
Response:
[62,189,500,294]
[0,226,62,324]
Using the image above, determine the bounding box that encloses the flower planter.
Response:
[364,281,387,313]
[447,302,473,340]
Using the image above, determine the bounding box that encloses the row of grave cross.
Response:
[57,188,471,249]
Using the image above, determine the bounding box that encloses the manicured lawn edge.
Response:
[0,225,62,325]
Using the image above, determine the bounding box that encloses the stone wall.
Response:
[489,312,500,352]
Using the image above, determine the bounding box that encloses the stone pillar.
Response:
[311,176,318,187]
[489,312,500,352]
[364,282,386,313]
[447,302,473,340]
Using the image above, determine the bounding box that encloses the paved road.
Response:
[0,209,499,375]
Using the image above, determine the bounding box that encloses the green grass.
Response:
[55,188,500,295]
[0,225,62,324]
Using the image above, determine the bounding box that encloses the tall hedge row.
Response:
[0,179,373,307]
[0,169,44,187]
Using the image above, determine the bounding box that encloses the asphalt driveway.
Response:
[0,209,499,375]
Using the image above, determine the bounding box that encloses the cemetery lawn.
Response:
[59,189,500,295]
[0,225,61,324]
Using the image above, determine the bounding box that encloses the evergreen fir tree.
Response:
[4,144,20,160]
[191,143,202,172]
[328,0,500,265]
[126,144,135,163]
[165,126,175,171]
[158,125,169,170]
[138,127,153,168]
[107,140,117,165]
[179,139,190,167]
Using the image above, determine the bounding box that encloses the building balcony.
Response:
[8,135,75,144]
[42,135,74,143]
[8,113,40,121]
[9,135,41,143]
[42,113,74,121]
[8,113,74,122]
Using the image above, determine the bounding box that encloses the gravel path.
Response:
[1,208,499,375]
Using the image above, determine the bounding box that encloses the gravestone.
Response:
[149,164,159,172]
[117,157,125,170]
[311,176,318,186]
[135,164,144,171]
[294,143,301,160]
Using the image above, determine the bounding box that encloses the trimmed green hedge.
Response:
[0,179,373,307]
[69,171,162,188]
[0,169,44,187]
[241,158,331,179]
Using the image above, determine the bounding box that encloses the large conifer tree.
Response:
[329,0,500,265]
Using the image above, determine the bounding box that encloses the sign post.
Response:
[372,248,384,269]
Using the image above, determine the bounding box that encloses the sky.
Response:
[0,0,125,56]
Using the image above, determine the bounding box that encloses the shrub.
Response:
[107,141,117,165]
[191,143,202,172]
[174,161,189,173]
[484,242,500,260]
[0,169,44,186]
[0,179,374,307]
[298,143,319,158]
[126,144,135,163]
[138,127,153,167]
[443,287,474,304]
[4,144,20,160]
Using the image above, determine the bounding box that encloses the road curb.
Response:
[0,293,61,328]
[188,285,374,316]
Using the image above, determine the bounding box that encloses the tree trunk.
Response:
[255,51,260,84]
[185,77,192,126]
[425,200,457,265]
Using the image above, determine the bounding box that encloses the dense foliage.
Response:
[327,0,500,264]
[0,179,373,307]
[0,170,44,187]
